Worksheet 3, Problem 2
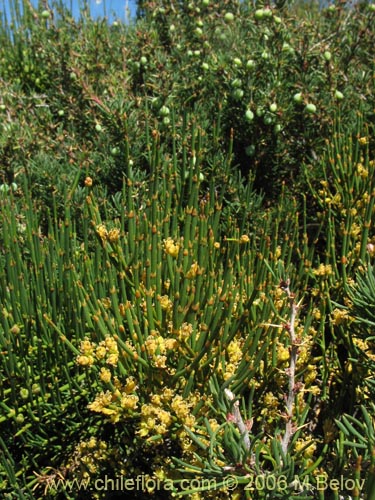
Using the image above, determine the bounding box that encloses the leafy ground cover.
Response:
[0,1,375,499]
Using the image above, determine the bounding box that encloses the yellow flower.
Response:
[332,308,352,326]
[185,261,201,279]
[120,394,139,410]
[80,339,95,355]
[313,263,333,276]
[104,336,118,353]
[124,377,137,393]
[304,366,317,386]
[153,355,167,368]
[277,345,290,363]
[106,353,119,366]
[88,391,113,413]
[178,322,193,341]
[100,367,112,383]
[240,234,250,243]
[96,224,108,241]
[84,176,93,187]
[77,354,95,366]
[164,237,180,258]
[108,228,120,243]
[358,136,368,146]
[294,438,316,458]
[165,338,178,350]
[95,345,107,360]
[158,295,172,311]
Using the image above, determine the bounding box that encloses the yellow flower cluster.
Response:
[72,437,110,476]
[313,263,333,277]
[137,388,175,439]
[96,224,120,243]
[138,403,173,438]
[353,337,375,362]
[185,261,203,279]
[260,392,281,424]
[158,294,173,312]
[177,322,193,342]
[294,437,317,460]
[144,333,178,370]
[76,336,119,367]
[164,237,180,258]
[171,395,196,427]
[331,307,353,326]
[88,377,139,424]
[221,337,244,380]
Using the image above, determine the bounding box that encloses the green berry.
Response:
[254,9,265,20]
[305,103,317,114]
[245,109,254,122]
[323,50,332,61]
[159,105,170,117]
[335,90,344,100]
[293,92,303,103]
[224,12,234,22]
[269,103,277,113]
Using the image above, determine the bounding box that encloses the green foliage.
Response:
[0,0,375,499]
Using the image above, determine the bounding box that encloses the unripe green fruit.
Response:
[263,115,273,125]
[254,9,265,20]
[263,8,273,18]
[231,78,242,88]
[293,92,303,103]
[15,413,25,424]
[245,109,254,122]
[159,105,170,117]
[58,109,64,116]
[41,10,50,19]
[95,123,102,132]
[323,50,332,61]
[246,59,255,69]
[233,57,242,67]
[224,12,234,22]
[140,56,147,65]
[162,117,170,125]
[20,388,29,400]
[335,90,344,100]
[233,89,244,100]
[201,62,209,71]
[305,103,317,114]
[269,103,277,113]
[246,145,256,157]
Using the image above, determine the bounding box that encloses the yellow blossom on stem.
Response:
[108,228,120,243]
[99,367,112,383]
[164,237,180,258]
[96,224,108,241]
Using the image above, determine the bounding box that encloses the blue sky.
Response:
[1,0,138,24]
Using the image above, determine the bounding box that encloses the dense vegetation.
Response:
[1,0,375,499]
